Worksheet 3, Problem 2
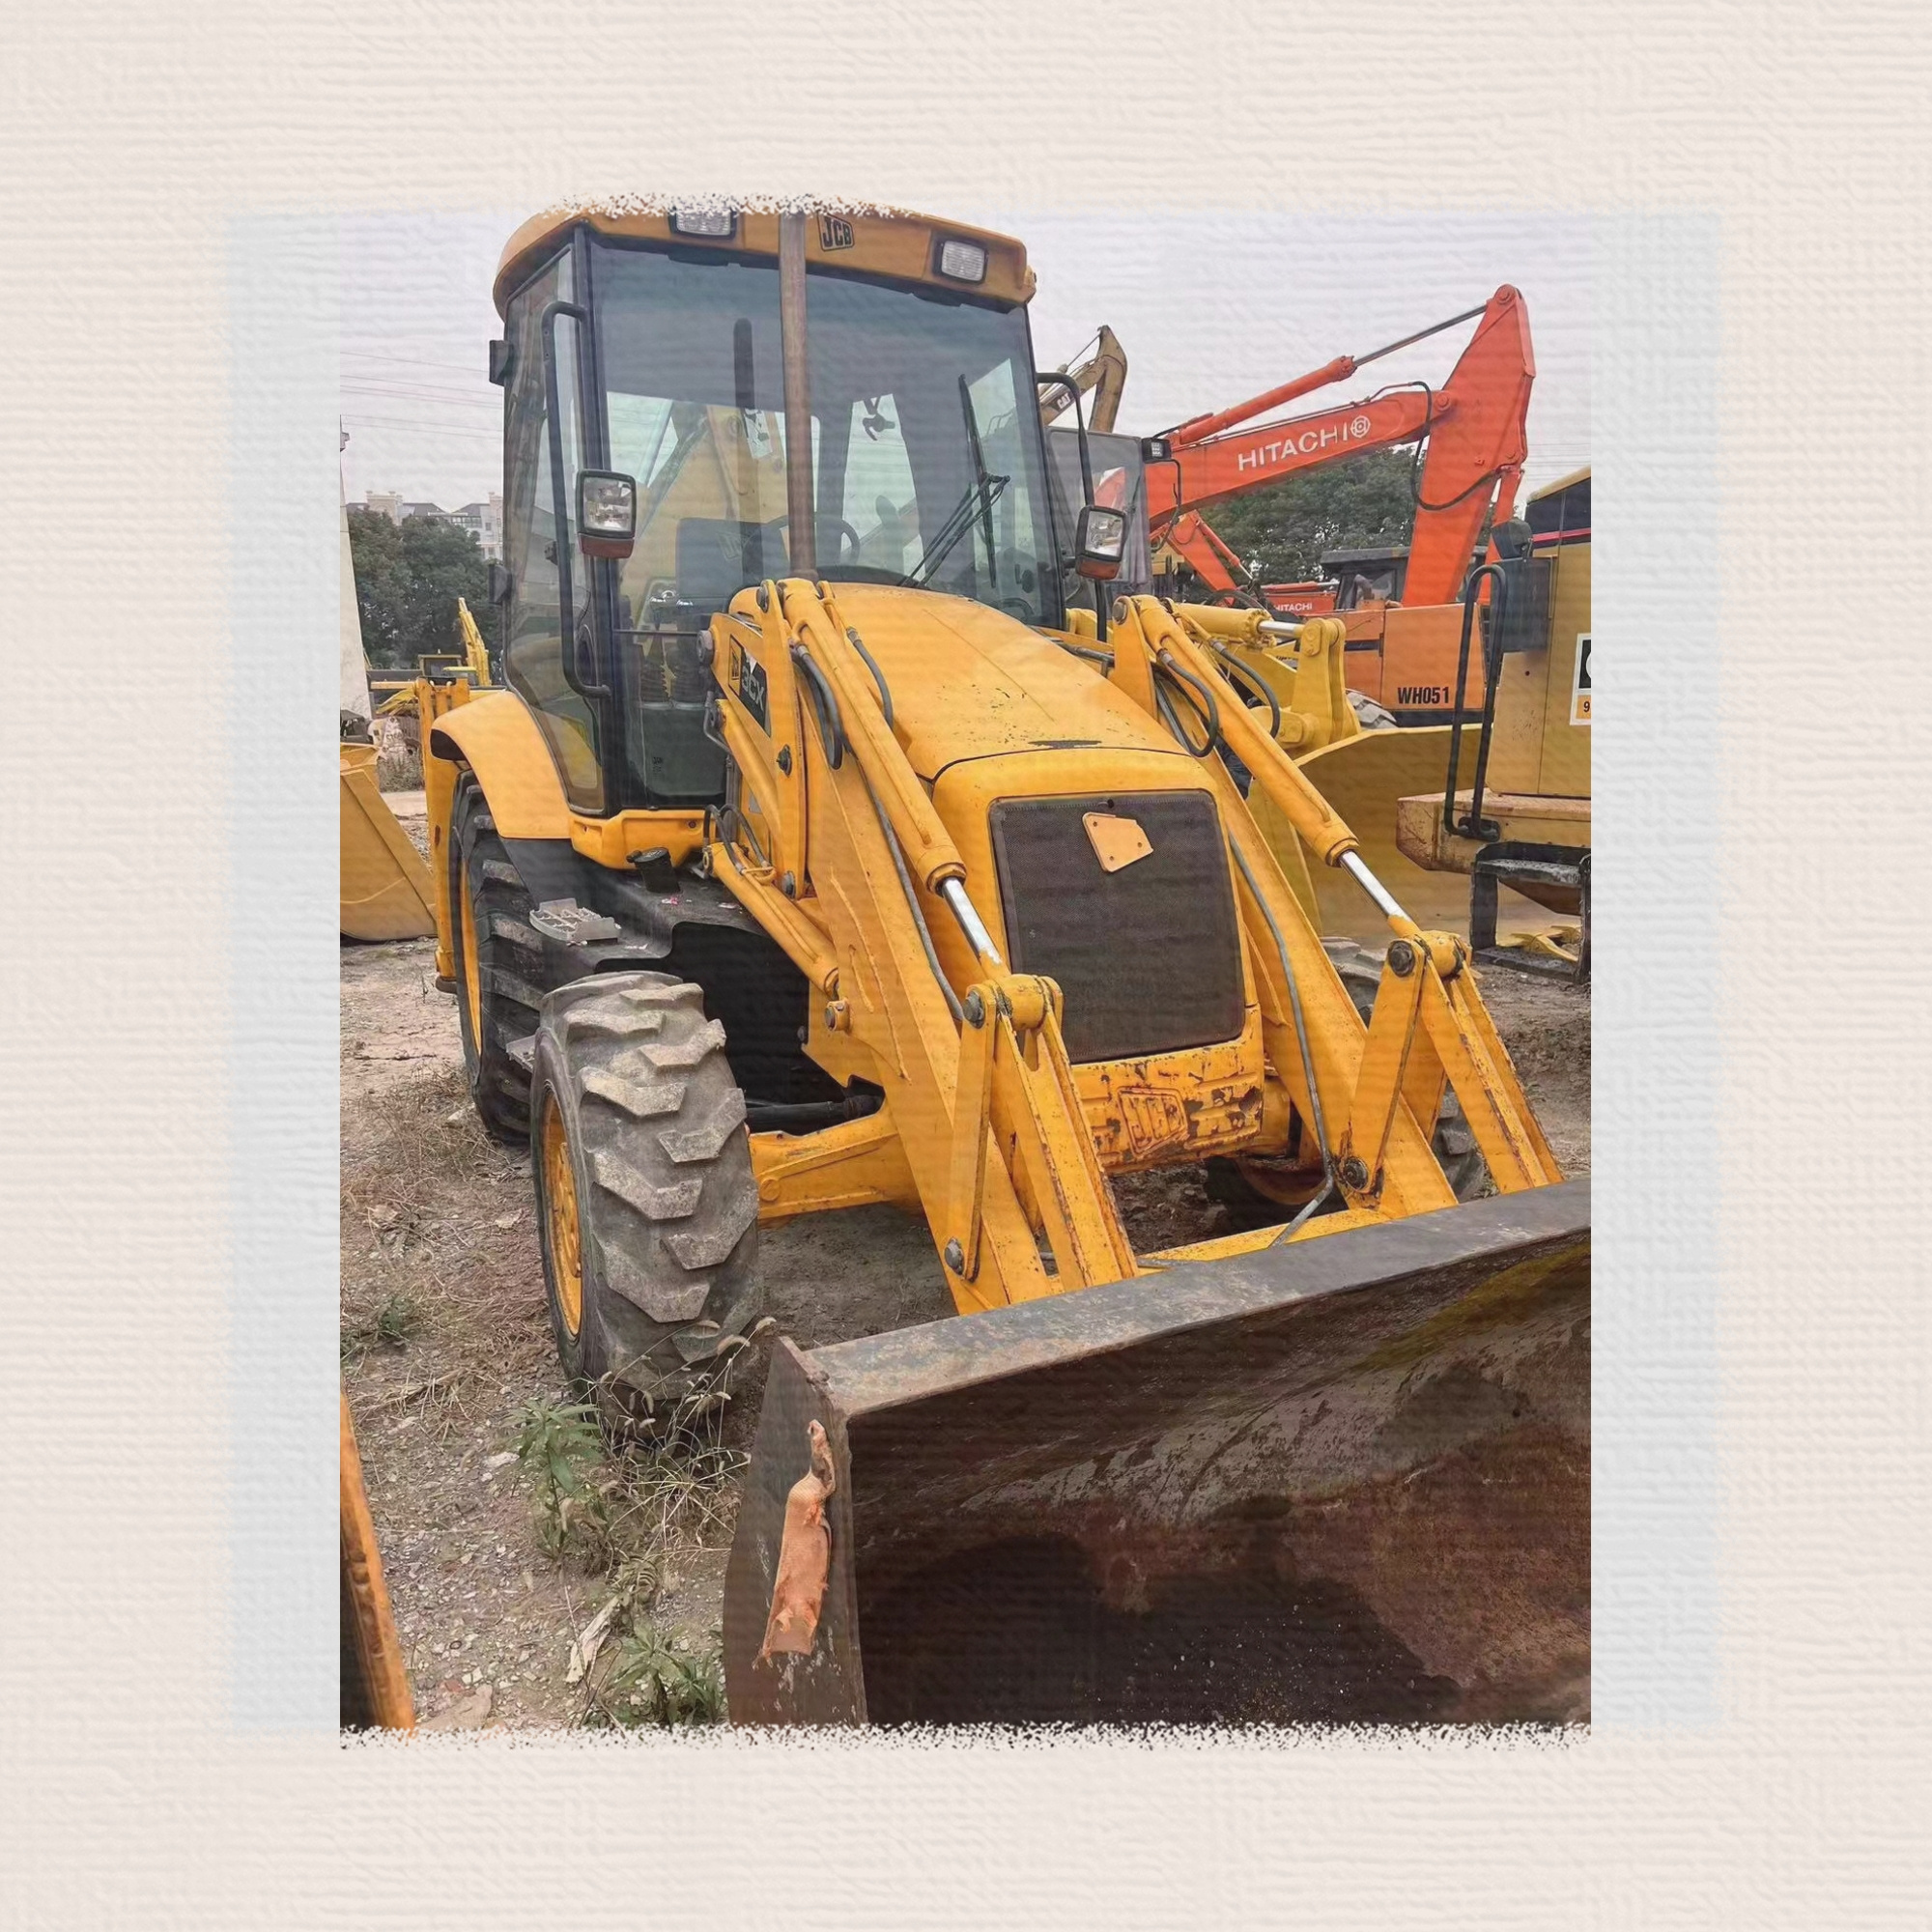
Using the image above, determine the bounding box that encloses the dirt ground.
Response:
[341,793,1590,1731]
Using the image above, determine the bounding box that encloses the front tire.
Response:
[529,974,762,1410]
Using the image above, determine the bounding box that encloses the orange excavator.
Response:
[1143,287,1535,724]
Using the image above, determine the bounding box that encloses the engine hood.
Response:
[830,585,1181,783]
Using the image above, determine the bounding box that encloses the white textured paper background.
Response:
[2,2,1926,1921]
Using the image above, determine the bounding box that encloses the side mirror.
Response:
[1074,504,1127,582]
[577,469,638,560]
[486,560,512,605]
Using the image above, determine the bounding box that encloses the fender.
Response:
[423,689,572,980]
[427,689,572,839]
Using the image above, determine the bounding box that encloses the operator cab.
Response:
[1322,544,1409,611]
[489,207,1107,819]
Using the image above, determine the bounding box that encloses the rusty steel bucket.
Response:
[724,1179,1589,1727]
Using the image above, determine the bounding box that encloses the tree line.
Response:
[1193,448,1419,584]
[347,507,492,669]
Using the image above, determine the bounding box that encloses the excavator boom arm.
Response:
[1151,286,1534,609]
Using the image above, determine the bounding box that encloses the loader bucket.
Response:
[341,1392,414,1729]
[1259,724,1495,945]
[339,742,437,942]
[724,1179,1589,1728]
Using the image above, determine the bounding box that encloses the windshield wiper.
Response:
[959,375,1000,591]
[899,376,1009,589]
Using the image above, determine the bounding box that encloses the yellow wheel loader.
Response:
[1391,468,1592,979]
[422,203,1590,1726]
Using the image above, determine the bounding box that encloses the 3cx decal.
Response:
[730,639,770,730]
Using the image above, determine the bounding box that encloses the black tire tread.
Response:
[453,779,542,1141]
[541,974,760,1370]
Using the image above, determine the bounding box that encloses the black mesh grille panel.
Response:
[988,790,1244,1065]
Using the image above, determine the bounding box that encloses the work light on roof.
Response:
[670,208,736,240]
[936,238,987,283]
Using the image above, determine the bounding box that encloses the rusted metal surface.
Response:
[757,1421,838,1662]
[724,1179,1589,1726]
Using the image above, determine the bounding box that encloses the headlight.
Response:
[576,469,638,557]
[1075,505,1128,581]
[670,208,736,240]
[935,237,987,283]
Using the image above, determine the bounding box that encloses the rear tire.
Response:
[451,776,544,1142]
[529,973,762,1412]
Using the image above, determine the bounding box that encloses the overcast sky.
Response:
[337,206,1589,513]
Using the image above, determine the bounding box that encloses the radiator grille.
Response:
[988,790,1244,1065]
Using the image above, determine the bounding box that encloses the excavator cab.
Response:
[425,206,1590,1728]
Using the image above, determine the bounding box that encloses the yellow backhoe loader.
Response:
[419,203,1590,1726]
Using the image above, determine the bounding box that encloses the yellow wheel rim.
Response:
[459,867,484,1049]
[541,1097,583,1338]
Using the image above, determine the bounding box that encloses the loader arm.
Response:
[708,570,1555,1317]
[708,578,1139,1310]
[1107,594,1560,1208]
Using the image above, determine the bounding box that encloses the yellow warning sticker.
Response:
[1570,632,1592,726]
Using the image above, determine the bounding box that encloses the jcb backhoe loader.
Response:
[422,202,1589,1727]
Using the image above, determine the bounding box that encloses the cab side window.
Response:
[501,250,604,813]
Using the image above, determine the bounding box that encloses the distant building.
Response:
[450,493,504,560]
[357,490,499,558]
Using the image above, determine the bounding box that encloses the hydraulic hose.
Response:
[1230,839,1337,1239]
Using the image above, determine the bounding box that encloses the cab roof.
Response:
[495,203,1035,314]
[1526,465,1591,502]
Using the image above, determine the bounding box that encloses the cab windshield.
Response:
[590,239,1064,630]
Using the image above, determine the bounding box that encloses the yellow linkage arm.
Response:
[780,580,968,894]
[1111,593,1559,1203]
[943,976,1137,1293]
[1112,598,1360,868]
[726,579,1137,1308]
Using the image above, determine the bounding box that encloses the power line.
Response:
[341,381,498,408]
[341,348,486,376]
[341,414,500,439]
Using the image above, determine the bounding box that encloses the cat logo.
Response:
[818,214,855,251]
